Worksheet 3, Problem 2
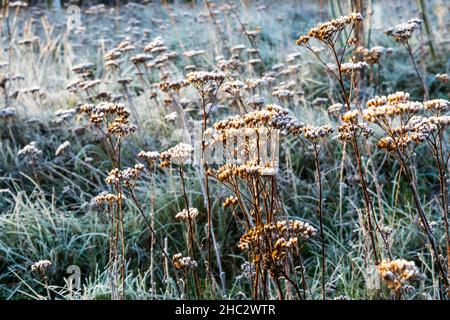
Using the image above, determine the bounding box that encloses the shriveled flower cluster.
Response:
[275,220,317,240]
[335,110,373,142]
[17,141,42,164]
[238,220,316,277]
[223,196,239,209]
[340,61,368,74]
[222,80,245,97]
[214,162,277,181]
[160,143,193,167]
[138,150,160,163]
[337,122,373,141]
[435,73,449,83]
[363,93,450,151]
[423,99,449,112]
[363,92,422,123]
[239,262,256,281]
[0,107,17,119]
[172,253,198,271]
[385,18,422,43]
[354,46,387,65]
[175,207,199,221]
[186,71,225,87]
[31,260,52,273]
[214,104,303,136]
[303,124,333,142]
[144,36,167,54]
[296,13,363,45]
[94,192,121,205]
[377,259,426,291]
[80,102,136,138]
[54,108,77,123]
[158,79,190,93]
[105,163,144,188]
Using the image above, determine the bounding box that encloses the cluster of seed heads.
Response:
[81,102,136,138]
[214,162,277,181]
[17,141,42,165]
[354,46,389,65]
[223,196,239,209]
[160,143,193,167]
[296,12,363,45]
[377,259,426,291]
[31,260,52,273]
[303,124,333,142]
[340,61,368,74]
[105,164,144,188]
[172,253,198,271]
[186,71,225,87]
[385,18,422,43]
[175,207,199,221]
[138,150,160,163]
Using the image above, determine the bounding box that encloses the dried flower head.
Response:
[377,259,426,291]
[160,143,193,167]
[175,207,199,221]
[296,13,363,45]
[17,141,42,164]
[31,260,52,273]
[173,253,198,271]
[385,18,422,43]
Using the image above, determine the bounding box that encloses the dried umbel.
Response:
[172,253,198,271]
[377,259,426,291]
[303,124,333,142]
[183,50,206,58]
[354,46,387,65]
[238,220,316,277]
[272,88,293,100]
[138,150,160,164]
[158,79,189,93]
[54,108,77,123]
[328,103,343,114]
[340,61,368,74]
[275,220,317,240]
[363,92,422,123]
[31,260,52,273]
[423,99,449,112]
[80,102,136,138]
[17,141,42,165]
[385,18,422,43]
[296,13,363,45]
[337,122,373,142]
[175,207,199,221]
[214,104,303,135]
[130,53,153,65]
[144,36,167,54]
[362,92,448,151]
[214,162,278,182]
[223,196,238,209]
[223,80,244,97]
[94,192,121,205]
[0,107,17,119]
[105,164,144,189]
[435,73,449,83]
[160,143,194,167]
[239,262,256,280]
[186,71,225,88]
[72,62,94,75]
